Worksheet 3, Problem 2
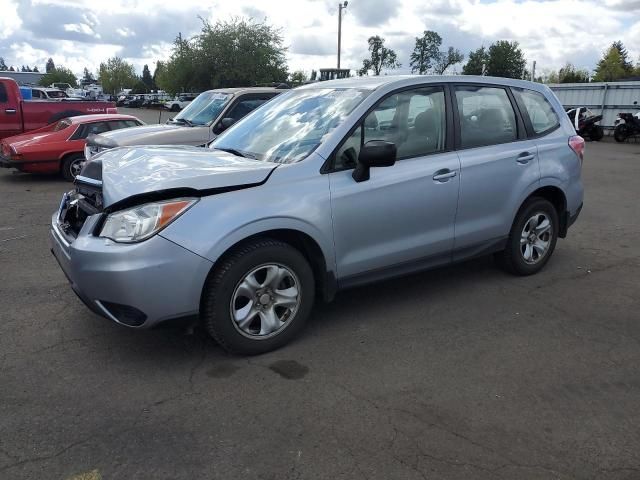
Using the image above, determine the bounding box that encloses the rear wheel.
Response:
[590,125,604,141]
[614,124,628,143]
[497,197,559,276]
[170,104,180,112]
[201,239,315,355]
[61,153,86,181]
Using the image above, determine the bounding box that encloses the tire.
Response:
[170,104,180,112]
[590,125,604,142]
[201,238,315,355]
[48,110,84,124]
[61,153,86,181]
[614,124,628,143]
[496,197,559,276]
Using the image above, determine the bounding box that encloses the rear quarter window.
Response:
[514,88,560,135]
[0,83,8,103]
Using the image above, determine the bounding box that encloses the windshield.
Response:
[211,88,369,164]
[173,92,231,126]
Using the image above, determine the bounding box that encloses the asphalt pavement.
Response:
[1,141,639,480]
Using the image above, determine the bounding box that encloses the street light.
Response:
[337,1,348,69]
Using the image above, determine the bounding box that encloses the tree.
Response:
[45,58,55,73]
[358,36,400,76]
[98,57,137,94]
[310,69,317,81]
[289,70,308,85]
[141,64,154,90]
[593,46,627,82]
[557,63,590,83]
[611,41,634,74]
[33,66,39,72]
[81,67,96,85]
[410,30,442,74]
[156,18,289,95]
[9,66,15,72]
[434,46,464,75]
[0,57,7,70]
[39,66,78,87]
[462,46,489,75]
[485,41,527,79]
[130,79,149,94]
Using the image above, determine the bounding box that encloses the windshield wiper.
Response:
[172,117,194,127]
[214,147,256,159]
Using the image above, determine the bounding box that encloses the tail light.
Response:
[569,135,585,163]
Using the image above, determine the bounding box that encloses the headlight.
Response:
[99,198,197,243]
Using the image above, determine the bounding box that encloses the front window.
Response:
[172,92,231,126]
[211,88,370,164]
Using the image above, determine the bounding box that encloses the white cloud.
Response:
[1,0,637,77]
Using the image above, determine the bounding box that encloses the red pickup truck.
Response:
[0,77,117,140]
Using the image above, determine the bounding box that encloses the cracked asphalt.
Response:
[1,141,639,480]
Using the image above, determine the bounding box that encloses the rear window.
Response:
[0,83,7,103]
[514,88,560,135]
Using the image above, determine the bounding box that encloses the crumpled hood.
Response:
[95,123,211,147]
[91,146,277,207]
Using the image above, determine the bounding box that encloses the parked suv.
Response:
[84,87,283,159]
[51,76,584,355]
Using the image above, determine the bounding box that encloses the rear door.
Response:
[0,82,22,139]
[452,84,540,258]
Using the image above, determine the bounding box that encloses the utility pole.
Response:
[531,60,536,82]
[337,1,348,69]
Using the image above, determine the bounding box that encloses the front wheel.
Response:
[201,239,315,355]
[496,197,559,276]
[614,124,629,143]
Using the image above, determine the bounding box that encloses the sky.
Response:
[0,0,638,79]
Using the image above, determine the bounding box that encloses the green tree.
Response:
[32,66,39,73]
[39,66,78,87]
[81,67,96,85]
[557,63,590,83]
[611,41,634,75]
[486,41,527,79]
[289,70,308,85]
[8,66,15,72]
[45,58,55,73]
[141,64,154,90]
[462,46,489,75]
[593,46,626,82]
[410,30,442,74]
[0,57,7,70]
[98,57,137,94]
[130,79,149,94]
[434,46,464,74]
[157,18,288,94]
[358,36,400,76]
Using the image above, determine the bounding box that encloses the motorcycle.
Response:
[566,107,604,141]
[614,101,640,143]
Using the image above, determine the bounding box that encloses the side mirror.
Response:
[352,140,396,182]
[220,117,236,130]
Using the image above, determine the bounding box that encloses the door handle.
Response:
[5,109,17,114]
[433,169,457,182]
[517,152,535,164]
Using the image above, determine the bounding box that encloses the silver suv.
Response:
[85,87,283,159]
[51,76,584,354]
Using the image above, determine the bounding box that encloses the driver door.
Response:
[328,86,460,284]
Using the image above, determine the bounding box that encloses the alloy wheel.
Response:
[520,212,553,264]
[230,263,301,339]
